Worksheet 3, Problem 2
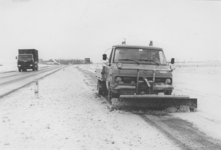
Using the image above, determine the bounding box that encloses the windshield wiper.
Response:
[118,59,139,65]
[138,59,159,66]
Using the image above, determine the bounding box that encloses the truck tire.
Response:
[107,88,112,104]
[97,80,108,96]
[97,80,103,95]
[102,82,108,96]
[103,88,108,96]
[165,90,172,95]
[18,68,21,72]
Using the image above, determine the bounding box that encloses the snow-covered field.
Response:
[0,62,50,73]
[0,59,17,72]
[0,58,53,72]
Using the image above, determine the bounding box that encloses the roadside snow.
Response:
[79,64,221,141]
[78,64,101,73]
[173,66,221,141]
[0,66,180,150]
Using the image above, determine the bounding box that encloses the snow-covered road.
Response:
[0,66,182,150]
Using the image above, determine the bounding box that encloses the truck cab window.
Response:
[114,48,167,65]
[18,55,33,61]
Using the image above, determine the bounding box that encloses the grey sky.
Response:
[0,0,220,62]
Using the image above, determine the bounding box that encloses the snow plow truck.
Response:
[95,42,197,111]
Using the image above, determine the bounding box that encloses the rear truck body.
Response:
[95,44,197,111]
[17,49,39,72]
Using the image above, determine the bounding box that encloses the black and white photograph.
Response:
[0,0,221,149]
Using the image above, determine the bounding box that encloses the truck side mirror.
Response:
[171,58,175,64]
[102,54,107,60]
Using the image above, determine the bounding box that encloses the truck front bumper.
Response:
[113,84,174,95]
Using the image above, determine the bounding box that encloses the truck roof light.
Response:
[122,38,126,44]
[149,41,153,46]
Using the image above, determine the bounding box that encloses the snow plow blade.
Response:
[119,95,197,111]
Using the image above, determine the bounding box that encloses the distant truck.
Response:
[17,49,38,72]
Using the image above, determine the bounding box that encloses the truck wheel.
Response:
[97,81,103,95]
[165,90,172,95]
[103,87,108,96]
[107,88,112,104]
[102,82,108,96]
[18,68,21,72]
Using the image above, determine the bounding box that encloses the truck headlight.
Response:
[165,79,171,85]
[116,62,123,69]
[30,64,33,66]
[18,65,21,67]
[115,77,122,82]
[115,77,124,85]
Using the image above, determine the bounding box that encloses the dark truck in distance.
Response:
[17,49,38,72]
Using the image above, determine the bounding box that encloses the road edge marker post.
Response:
[34,78,39,98]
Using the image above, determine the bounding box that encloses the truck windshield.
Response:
[114,48,167,65]
[18,55,33,61]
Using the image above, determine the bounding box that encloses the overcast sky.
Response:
[0,0,220,62]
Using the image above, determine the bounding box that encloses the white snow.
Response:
[79,63,221,141]
[0,58,17,72]
[0,66,181,150]
[172,66,221,141]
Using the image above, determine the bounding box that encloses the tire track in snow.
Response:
[140,114,221,150]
